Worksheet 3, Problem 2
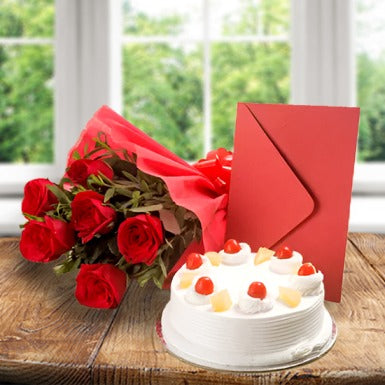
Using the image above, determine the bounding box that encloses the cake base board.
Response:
[159,305,337,372]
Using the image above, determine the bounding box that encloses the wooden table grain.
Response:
[0,234,384,385]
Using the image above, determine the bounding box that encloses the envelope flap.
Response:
[226,103,315,249]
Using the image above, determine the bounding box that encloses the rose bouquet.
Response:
[19,106,231,309]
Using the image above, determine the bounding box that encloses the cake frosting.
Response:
[269,251,303,274]
[237,292,274,314]
[185,275,217,305]
[289,271,324,296]
[161,242,334,370]
[220,242,251,265]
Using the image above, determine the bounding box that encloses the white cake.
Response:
[161,242,335,370]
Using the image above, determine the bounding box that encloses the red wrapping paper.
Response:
[66,106,228,284]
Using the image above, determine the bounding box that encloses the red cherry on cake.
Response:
[186,253,203,270]
[247,281,267,299]
[223,239,242,254]
[276,246,293,259]
[298,262,317,276]
[195,277,214,295]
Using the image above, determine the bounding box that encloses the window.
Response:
[0,0,54,164]
[1,0,384,234]
[0,0,58,195]
[356,0,385,163]
[122,0,290,160]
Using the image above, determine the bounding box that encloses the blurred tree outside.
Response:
[0,0,54,163]
[1,0,385,163]
[356,0,385,162]
[122,0,290,159]
[211,0,290,150]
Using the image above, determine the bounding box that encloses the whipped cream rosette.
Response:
[219,239,251,265]
[185,276,216,305]
[290,262,324,296]
[238,281,274,314]
[269,246,303,274]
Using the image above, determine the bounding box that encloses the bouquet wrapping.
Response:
[20,106,231,308]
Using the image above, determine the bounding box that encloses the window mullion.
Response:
[55,0,122,175]
[203,0,212,156]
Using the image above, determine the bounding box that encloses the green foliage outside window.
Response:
[0,0,54,163]
[0,0,385,163]
[122,0,290,159]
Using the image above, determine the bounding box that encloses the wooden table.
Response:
[0,234,384,385]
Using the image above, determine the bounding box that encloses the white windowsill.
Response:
[1,195,384,237]
[352,163,385,194]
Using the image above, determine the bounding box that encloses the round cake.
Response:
[161,241,335,370]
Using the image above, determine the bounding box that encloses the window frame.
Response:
[0,0,384,235]
[0,0,122,196]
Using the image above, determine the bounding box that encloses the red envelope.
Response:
[226,103,360,302]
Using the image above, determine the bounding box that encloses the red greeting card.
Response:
[226,103,360,302]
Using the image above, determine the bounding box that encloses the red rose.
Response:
[75,264,126,308]
[21,178,58,217]
[71,191,116,243]
[20,216,75,262]
[67,158,113,186]
[117,214,164,265]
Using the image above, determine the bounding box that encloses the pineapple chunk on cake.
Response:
[179,271,198,289]
[205,251,222,266]
[279,286,302,307]
[254,247,275,265]
[210,289,232,312]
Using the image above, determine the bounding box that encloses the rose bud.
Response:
[20,216,75,262]
[21,178,58,217]
[67,158,113,187]
[117,214,164,266]
[75,264,126,309]
[71,191,116,243]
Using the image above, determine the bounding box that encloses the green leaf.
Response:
[108,236,120,256]
[121,171,138,183]
[136,266,157,287]
[140,179,150,192]
[72,150,81,160]
[87,174,105,187]
[152,275,163,289]
[129,204,163,213]
[47,184,71,204]
[142,192,154,200]
[138,276,151,287]
[156,183,164,195]
[132,190,141,199]
[104,187,115,202]
[59,177,73,186]
[53,255,80,275]
[105,158,137,177]
[158,257,168,277]
[23,213,45,222]
[115,188,133,198]
[88,241,107,263]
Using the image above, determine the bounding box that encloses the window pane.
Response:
[123,43,203,160]
[123,0,203,38]
[209,0,290,38]
[0,45,54,163]
[356,0,385,161]
[0,0,54,38]
[212,42,290,149]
